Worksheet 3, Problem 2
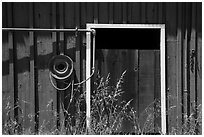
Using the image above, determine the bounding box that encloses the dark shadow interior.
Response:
[95,28,160,49]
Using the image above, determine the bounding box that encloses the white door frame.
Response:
[86,24,166,134]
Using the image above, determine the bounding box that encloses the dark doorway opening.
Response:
[93,28,161,134]
[95,28,160,49]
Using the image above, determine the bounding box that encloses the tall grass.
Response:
[2,71,202,135]
[168,103,202,135]
[90,70,133,134]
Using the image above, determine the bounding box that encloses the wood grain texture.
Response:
[196,2,202,113]
[2,2,202,134]
[131,3,140,23]
[34,3,55,132]
[166,2,178,131]
[138,50,155,129]
[86,2,94,23]
[94,2,98,23]
[176,2,183,130]
[99,3,108,24]
[196,3,202,134]
[182,3,189,131]
[7,2,15,131]
[96,49,140,132]
[113,2,122,23]
[2,3,11,129]
[49,2,58,131]
[189,3,196,124]
[12,3,31,131]
[28,3,36,132]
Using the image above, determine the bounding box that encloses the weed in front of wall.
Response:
[2,71,202,135]
[90,70,133,135]
[167,93,202,135]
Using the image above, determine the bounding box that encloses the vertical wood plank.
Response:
[145,2,161,132]
[127,2,132,23]
[81,2,86,28]
[57,2,66,130]
[106,50,120,86]
[11,3,19,130]
[176,2,183,131]
[131,3,140,23]
[81,3,87,93]
[185,4,192,128]
[113,2,122,23]
[7,3,16,132]
[122,50,139,133]
[195,3,202,134]
[196,2,202,112]
[120,50,139,114]
[134,50,139,117]
[141,3,146,23]
[146,3,157,23]
[108,2,113,24]
[122,2,127,24]
[58,2,65,54]
[157,3,163,24]
[86,2,94,23]
[64,3,77,130]
[3,2,15,134]
[49,2,57,131]
[182,3,188,130]
[13,3,31,131]
[64,2,75,61]
[93,2,98,23]
[189,3,196,124]
[2,2,10,130]
[129,4,140,128]
[166,3,177,132]
[179,3,185,133]
[118,49,128,132]
[33,3,40,133]
[75,2,81,83]
[34,3,55,132]
[154,50,161,130]
[55,3,61,131]
[98,48,140,133]
[98,2,108,24]
[101,49,109,78]
[28,2,36,133]
[138,50,155,130]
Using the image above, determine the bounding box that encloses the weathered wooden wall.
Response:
[2,2,202,134]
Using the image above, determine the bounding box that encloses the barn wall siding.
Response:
[2,2,202,134]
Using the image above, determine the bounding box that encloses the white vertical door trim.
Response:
[86,25,91,132]
[160,25,166,135]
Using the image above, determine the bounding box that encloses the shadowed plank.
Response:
[2,2,10,129]
[189,3,196,128]
[113,3,122,24]
[34,3,55,132]
[196,3,202,134]
[99,3,108,24]
[13,3,33,131]
[48,2,58,131]
[138,50,155,130]
[131,3,140,23]
[7,3,15,133]
[175,2,183,131]
[166,3,177,131]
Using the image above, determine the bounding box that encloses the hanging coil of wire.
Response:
[48,28,96,91]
